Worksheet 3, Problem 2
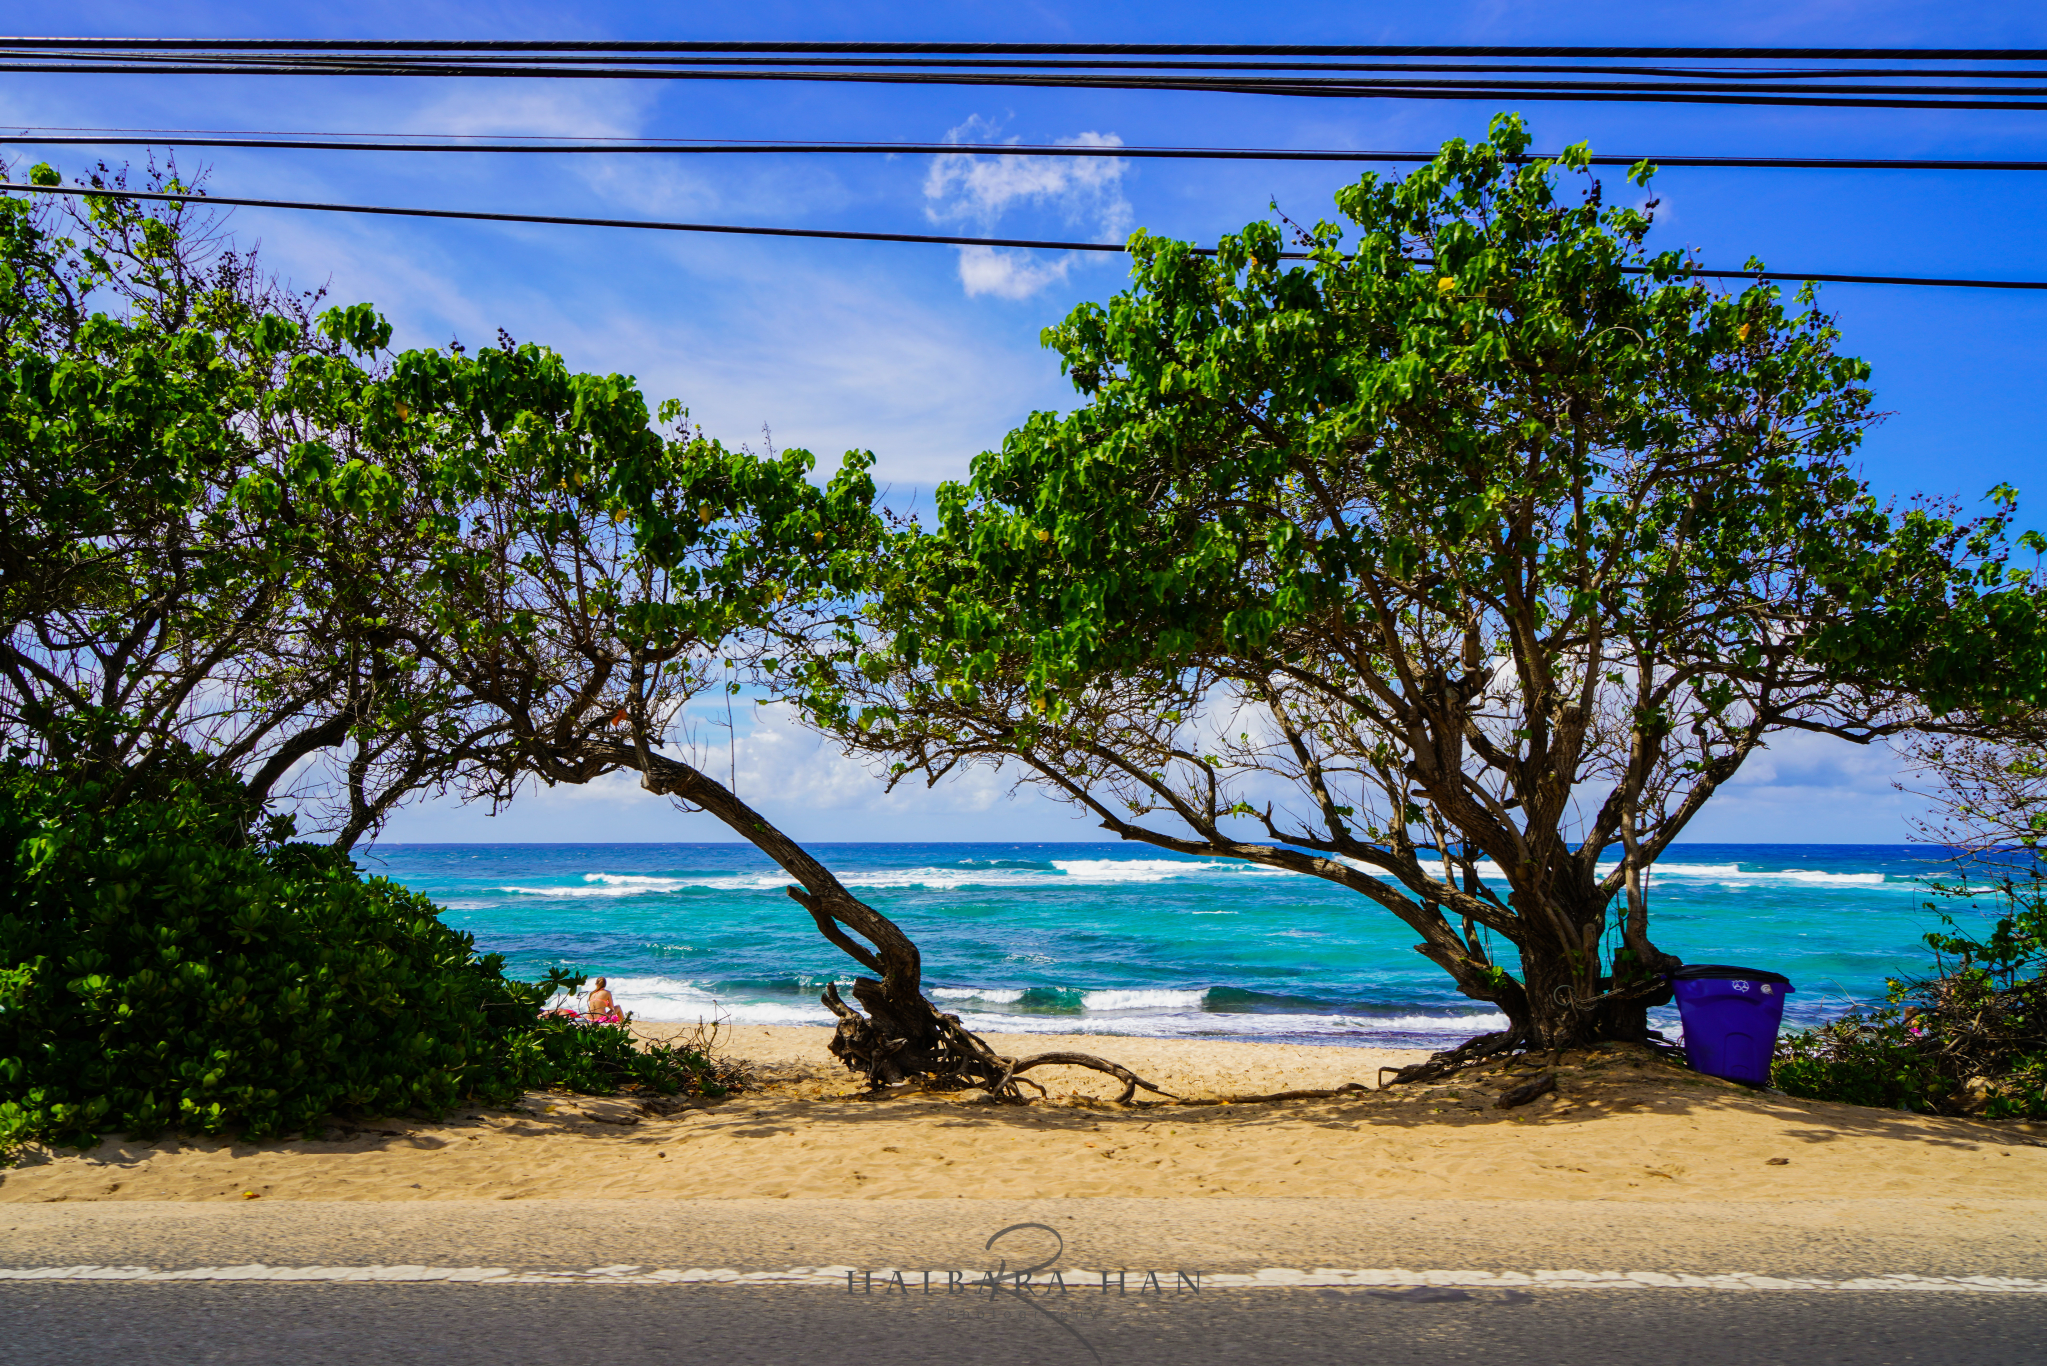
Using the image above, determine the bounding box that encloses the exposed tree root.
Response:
[1377,1028,1531,1088]
[1170,1082,1371,1107]
[1493,1071,1557,1109]
[1639,1029,1691,1066]
[596,742,1176,1108]
[821,981,1178,1104]
[1008,1051,1180,1104]
[1382,1025,1701,1101]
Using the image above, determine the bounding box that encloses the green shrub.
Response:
[0,765,726,1153]
[505,1014,727,1099]
[1774,871,2047,1120]
[1772,1010,1957,1113]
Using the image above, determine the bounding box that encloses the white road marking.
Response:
[1,1264,2044,1292]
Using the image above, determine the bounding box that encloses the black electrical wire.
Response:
[7,65,2047,115]
[16,50,2047,79]
[5,179,2041,290]
[9,129,2047,173]
[9,42,2047,80]
[5,39,2047,59]
[36,55,2047,91]
[8,59,2043,99]
[10,47,2047,111]
[11,57,2047,101]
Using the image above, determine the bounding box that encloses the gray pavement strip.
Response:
[4,1262,2047,1293]
[7,1187,2038,1302]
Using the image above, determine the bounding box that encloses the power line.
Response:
[0,178,1191,252]
[11,44,2047,110]
[17,50,2047,79]
[7,39,2047,58]
[8,128,2047,172]
[6,61,2047,113]
[6,179,2042,290]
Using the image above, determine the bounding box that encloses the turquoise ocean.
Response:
[365,843,1963,1051]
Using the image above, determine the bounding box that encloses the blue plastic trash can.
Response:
[1667,965,1794,1086]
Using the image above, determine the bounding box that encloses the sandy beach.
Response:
[10,1024,2047,1366]
[3,1025,2042,1205]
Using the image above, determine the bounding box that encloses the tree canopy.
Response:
[0,161,877,847]
[337,349,1170,1099]
[1,161,1181,1109]
[813,116,2046,1051]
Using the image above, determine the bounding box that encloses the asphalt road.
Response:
[4,1281,2044,1366]
[6,1198,2043,1365]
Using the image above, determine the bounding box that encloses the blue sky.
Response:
[8,2,2043,844]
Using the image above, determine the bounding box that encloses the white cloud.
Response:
[1678,729,1929,844]
[676,701,1012,816]
[953,245,1082,301]
[923,118,1133,299]
[515,241,1065,489]
[924,123,1132,236]
[367,700,1110,845]
[224,195,1066,492]
[395,85,652,140]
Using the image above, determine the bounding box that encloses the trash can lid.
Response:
[1669,964,1792,986]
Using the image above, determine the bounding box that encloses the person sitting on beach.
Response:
[585,977,623,1024]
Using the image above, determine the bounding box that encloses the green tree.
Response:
[0,161,466,835]
[0,755,734,1152]
[0,165,1155,1101]
[814,116,2043,1053]
[336,350,1169,1098]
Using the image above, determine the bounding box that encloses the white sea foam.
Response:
[1049,858,1292,883]
[1748,868,1888,886]
[1630,863,1888,887]
[1425,860,1890,889]
[1350,1010,1509,1034]
[1080,988,1211,1011]
[499,872,794,897]
[597,973,1502,1043]
[929,987,1026,1004]
[489,857,1304,900]
[839,867,1029,890]
[496,879,711,899]
[492,853,1891,903]
[949,1007,1511,1042]
[578,975,830,1027]
[808,859,1275,891]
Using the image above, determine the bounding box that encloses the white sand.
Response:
[4,1026,2043,1204]
[696,1023,1420,1102]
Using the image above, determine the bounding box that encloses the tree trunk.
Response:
[1385,931,1671,1088]
[589,740,1173,1103]
[1510,933,1584,1048]
[1489,933,1667,1050]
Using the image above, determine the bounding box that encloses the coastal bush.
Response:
[1774,875,2047,1119]
[0,765,721,1153]
[506,1014,728,1099]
